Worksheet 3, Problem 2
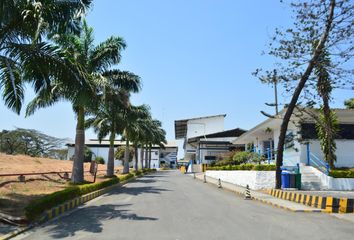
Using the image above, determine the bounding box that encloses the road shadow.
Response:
[107,185,171,197]
[45,204,158,239]
[133,178,166,184]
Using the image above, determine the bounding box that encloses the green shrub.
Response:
[329,169,354,178]
[142,168,156,173]
[233,152,252,165]
[84,147,93,162]
[206,164,276,171]
[119,173,135,181]
[253,164,276,171]
[95,156,105,164]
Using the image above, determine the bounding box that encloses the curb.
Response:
[252,196,328,213]
[0,172,152,240]
[268,189,354,213]
[0,226,33,240]
[194,174,326,213]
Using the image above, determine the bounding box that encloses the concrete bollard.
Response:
[193,173,196,179]
[244,184,251,200]
[218,178,222,188]
[203,174,206,183]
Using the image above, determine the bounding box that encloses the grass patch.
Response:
[24,168,156,221]
[207,164,276,171]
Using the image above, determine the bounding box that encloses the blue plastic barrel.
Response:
[281,171,290,189]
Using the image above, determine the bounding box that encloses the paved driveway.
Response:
[15,171,354,240]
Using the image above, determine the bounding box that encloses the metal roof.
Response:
[187,128,247,143]
[174,114,226,139]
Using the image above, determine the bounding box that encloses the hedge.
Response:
[207,164,276,171]
[329,169,354,178]
[25,169,156,221]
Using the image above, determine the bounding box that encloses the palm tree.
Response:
[0,0,91,113]
[146,119,167,168]
[128,119,148,171]
[314,46,338,168]
[86,73,141,177]
[121,105,151,174]
[26,21,127,183]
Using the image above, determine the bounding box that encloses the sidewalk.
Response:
[191,173,326,213]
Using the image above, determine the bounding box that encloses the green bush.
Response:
[206,164,276,171]
[84,147,93,162]
[233,151,266,165]
[95,156,105,164]
[233,152,252,165]
[329,169,354,178]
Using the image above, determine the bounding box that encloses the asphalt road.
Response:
[15,171,354,240]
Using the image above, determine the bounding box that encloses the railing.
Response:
[247,147,274,164]
[309,152,330,175]
[0,162,104,183]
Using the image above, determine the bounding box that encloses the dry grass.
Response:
[0,153,122,217]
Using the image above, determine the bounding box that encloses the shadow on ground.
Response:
[113,185,171,196]
[44,204,158,239]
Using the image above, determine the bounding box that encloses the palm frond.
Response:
[89,36,126,72]
[103,69,141,93]
[25,85,61,116]
[0,55,23,113]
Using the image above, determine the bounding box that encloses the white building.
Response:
[175,114,245,164]
[233,108,354,169]
[66,139,178,169]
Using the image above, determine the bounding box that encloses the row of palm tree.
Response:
[1,1,166,183]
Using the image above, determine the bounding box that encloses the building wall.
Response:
[67,146,123,166]
[68,145,178,169]
[300,140,354,168]
[186,116,224,139]
[206,170,275,190]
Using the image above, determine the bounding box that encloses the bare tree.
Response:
[255,0,353,188]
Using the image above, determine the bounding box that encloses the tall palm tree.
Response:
[26,21,127,183]
[0,0,91,113]
[121,105,151,174]
[146,119,167,168]
[129,117,155,170]
[86,73,141,177]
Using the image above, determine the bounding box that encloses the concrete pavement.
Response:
[14,171,354,240]
[193,173,327,212]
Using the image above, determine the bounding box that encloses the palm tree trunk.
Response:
[71,106,85,183]
[140,145,144,169]
[134,145,138,171]
[106,131,115,177]
[144,144,148,169]
[148,143,152,169]
[123,139,130,174]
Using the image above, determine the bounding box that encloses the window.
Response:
[204,156,216,161]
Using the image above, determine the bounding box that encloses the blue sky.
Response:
[1,1,352,157]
